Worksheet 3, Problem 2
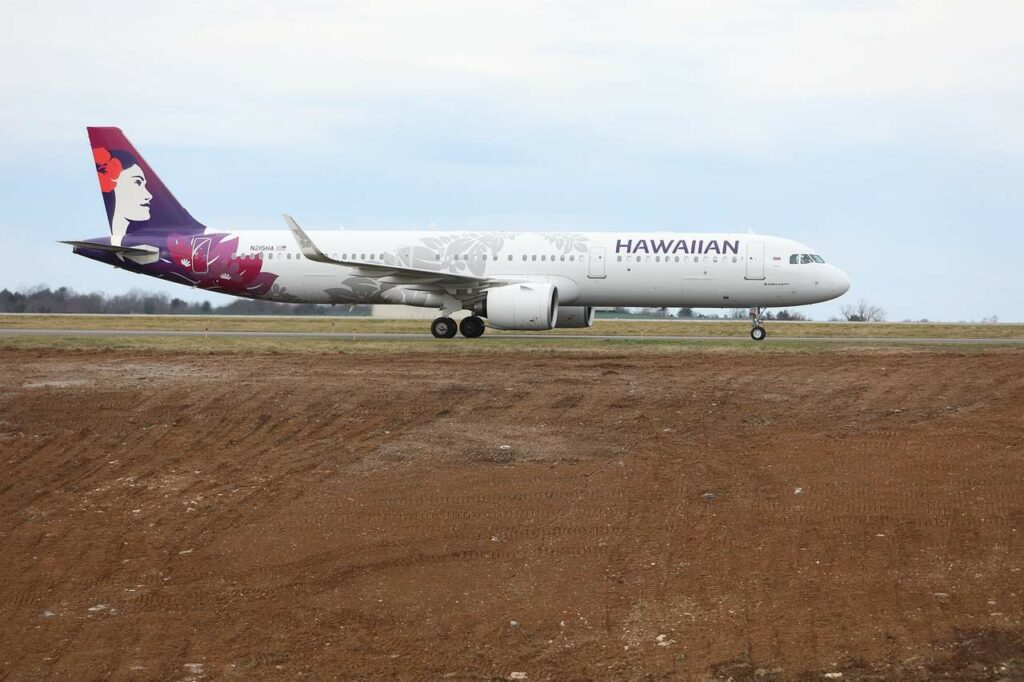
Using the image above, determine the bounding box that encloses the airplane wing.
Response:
[284,215,506,291]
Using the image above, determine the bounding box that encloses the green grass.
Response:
[1,333,1020,356]
[1,314,1022,339]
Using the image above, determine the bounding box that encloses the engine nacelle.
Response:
[485,283,558,330]
[555,306,595,328]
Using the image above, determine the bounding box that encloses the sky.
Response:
[2,0,1022,321]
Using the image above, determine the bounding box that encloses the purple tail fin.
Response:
[88,127,204,245]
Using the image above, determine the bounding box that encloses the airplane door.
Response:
[399,244,439,269]
[588,246,607,279]
[745,241,765,280]
[190,237,211,274]
[397,245,413,266]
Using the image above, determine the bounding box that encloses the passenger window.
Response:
[541,255,546,261]
[531,255,537,261]
[570,255,574,262]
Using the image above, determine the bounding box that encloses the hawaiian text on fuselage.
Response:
[614,238,740,255]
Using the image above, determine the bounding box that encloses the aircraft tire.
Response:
[750,326,767,341]
[431,317,458,339]
[459,316,486,338]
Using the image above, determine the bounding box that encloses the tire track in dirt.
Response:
[1,347,1023,678]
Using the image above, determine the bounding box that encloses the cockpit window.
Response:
[790,253,827,264]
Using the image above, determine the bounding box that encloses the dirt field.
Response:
[2,346,1023,679]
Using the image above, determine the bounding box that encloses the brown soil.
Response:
[1,347,1023,680]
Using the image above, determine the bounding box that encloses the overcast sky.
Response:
[2,1,1022,321]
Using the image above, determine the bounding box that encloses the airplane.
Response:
[65,127,850,340]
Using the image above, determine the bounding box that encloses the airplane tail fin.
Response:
[87,127,204,245]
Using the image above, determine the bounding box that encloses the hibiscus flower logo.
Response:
[165,233,278,296]
[93,147,123,193]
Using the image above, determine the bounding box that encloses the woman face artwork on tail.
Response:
[94,147,152,245]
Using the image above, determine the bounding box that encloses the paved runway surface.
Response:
[2,327,1023,344]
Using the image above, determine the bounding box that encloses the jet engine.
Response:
[483,283,558,330]
[555,306,595,328]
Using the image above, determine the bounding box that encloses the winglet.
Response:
[284,214,331,264]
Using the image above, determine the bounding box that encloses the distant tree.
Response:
[841,299,885,322]
[774,309,808,321]
[677,307,694,318]
[0,286,385,317]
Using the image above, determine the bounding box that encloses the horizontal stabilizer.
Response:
[59,240,157,256]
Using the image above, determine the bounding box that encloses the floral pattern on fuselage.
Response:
[164,233,278,297]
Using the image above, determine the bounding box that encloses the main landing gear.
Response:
[749,307,767,341]
[458,315,485,338]
[430,316,486,339]
[430,317,458,339]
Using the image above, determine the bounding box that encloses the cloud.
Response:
[2,1,1023,157]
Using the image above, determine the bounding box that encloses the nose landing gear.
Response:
[749,307,767,341]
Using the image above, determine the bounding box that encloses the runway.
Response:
[2,327,1023,344]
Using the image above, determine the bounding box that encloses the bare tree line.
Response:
[0,287,369,316]
[3,286,897,322]
[839,299,886,322]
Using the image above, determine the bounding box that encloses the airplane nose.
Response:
[833,267,851,295]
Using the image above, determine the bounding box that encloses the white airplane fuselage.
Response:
[205,229,850,309]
